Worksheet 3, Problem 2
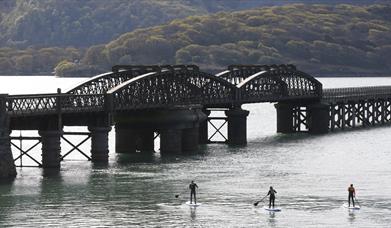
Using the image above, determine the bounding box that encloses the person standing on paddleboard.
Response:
[189,180,198,204]
[267,186,277,208]
[348,184,356,207]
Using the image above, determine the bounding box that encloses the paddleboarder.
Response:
[189,180,198,204]
[348,184,356,207]
[267,186,277,208]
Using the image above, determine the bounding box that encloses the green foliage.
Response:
[75,3,391,76]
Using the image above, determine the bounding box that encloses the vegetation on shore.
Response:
[0,2,390,76]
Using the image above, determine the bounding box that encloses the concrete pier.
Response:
[308,103,330,134]
[275,103,294,133]
[89,126,111,162]
[39,130,63,168]
[225,107,249,145]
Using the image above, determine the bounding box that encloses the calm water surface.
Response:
[1,76,391,227]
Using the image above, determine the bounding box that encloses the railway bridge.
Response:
[1,64,390,178]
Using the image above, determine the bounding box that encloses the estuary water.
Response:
[1,76,391,227]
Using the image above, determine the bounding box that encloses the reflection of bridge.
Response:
[1,64,391,177]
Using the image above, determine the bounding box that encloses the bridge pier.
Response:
[89,126,111,162]
[115,125,137,153]
[182,126,199,152]
[39,130,62,168]
[115,125,155,153]
[225,107,249,145]
[308,103,330,134]
[160,129,182,154]
[0,94,16,179]
[199,109,210,144]
[275,103,294,133]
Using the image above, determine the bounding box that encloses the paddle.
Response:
[253,195,268,206]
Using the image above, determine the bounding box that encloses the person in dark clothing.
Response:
[267,186,277,208]
[189,180,198,204]
[348,184,355,207]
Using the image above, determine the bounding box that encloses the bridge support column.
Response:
[225,108,249,145]
[89,126,111,162]
[182,126,199,152]
[39,130,63,168]
[199,109,210,144]
[160,129,182,154]
[275,103,294,133]
[308,103,330,134]
[137,130,155,152]
[115,124,137,154]
[0,94,16,179]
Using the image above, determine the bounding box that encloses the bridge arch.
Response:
[107,68,237,110]
[65,65,161,95]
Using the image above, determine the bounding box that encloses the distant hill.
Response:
[0,0,389,48]
[60,4,391,77]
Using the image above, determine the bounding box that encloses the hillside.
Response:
[60,4,391,76]
[0,0,388,48]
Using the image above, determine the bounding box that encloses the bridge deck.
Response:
[322,86,391,103]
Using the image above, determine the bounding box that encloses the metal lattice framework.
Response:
[107,66,237,110]
[3,64,327,116]
[66,65,160,95]
[217,64,322,102]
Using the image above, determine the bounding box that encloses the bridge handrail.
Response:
[7,93,106,116]
[322,86,391,102]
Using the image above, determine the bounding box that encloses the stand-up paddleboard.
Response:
[186,201,202,207]
[343,203,360,210]
[263,206,281,212]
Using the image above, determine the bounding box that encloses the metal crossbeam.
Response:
[207,118,228,143]
[61,133,91,161]
[11,137,42,167]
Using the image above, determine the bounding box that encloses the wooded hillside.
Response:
[66,4,391,76]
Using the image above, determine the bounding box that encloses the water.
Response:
[1,76,391,227]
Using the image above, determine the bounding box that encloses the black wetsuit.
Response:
[189,183,198,204]
[348,186,355,207]
[267,189,277,208]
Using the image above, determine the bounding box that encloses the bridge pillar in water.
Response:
[39,130,63,168]
[160,129,182,154]
[225,108,249,145]
[182,126,199,152]
[199,109,210,144]
[115,125,154,153]
[0,94,16,179]
[89,126,112,162]
[308,103,330,134]
[275,103,294,133]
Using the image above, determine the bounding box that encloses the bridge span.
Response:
[1,64,390,178]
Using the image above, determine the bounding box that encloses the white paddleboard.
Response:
[263,206,281,212]
[343,203,360,210]
[186,201,202,207]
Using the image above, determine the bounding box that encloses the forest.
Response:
[0,1,391,76]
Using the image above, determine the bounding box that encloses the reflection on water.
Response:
[0,76,391,226]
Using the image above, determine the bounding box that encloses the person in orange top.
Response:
[348,184,356,207]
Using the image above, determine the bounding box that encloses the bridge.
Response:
[1,64,390,178]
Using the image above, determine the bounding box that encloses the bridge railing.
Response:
[322,86,391,102]
[6,93,105,116]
